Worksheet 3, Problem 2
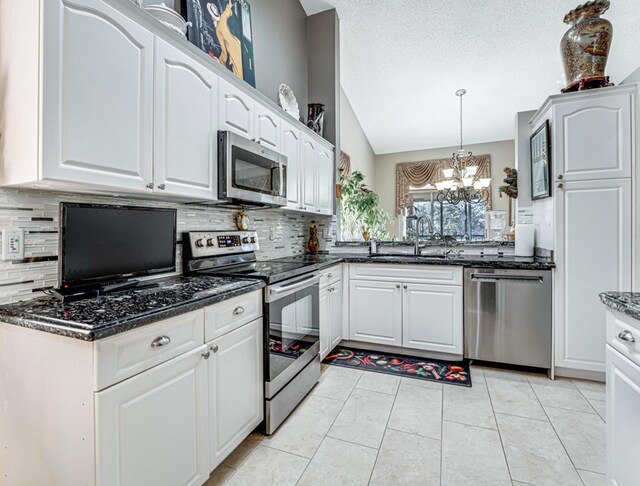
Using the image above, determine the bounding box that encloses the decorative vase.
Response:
[307,103,325,137]
[560,0,613,92]
[235,211,249,231]
[308,223,319,254]
[362,229,371,241]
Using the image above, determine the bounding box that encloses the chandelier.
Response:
[435,89,491,205]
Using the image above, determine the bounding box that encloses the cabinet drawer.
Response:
[205,290,262,342]
[320,264,341,289]
[95,310,205,390]
[607,310,640,367]
[349,263,463,285]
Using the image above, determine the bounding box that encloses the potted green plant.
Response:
[340,171,390,241]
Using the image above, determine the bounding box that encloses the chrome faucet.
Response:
[410,215,434,256]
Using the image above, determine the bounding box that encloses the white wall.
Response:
[340,87,376,187]
[374,140,515,237]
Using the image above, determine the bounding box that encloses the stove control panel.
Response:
[188,231,259,258]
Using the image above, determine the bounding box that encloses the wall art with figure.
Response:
[183,0,256,87]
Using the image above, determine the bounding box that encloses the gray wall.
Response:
[250,0,309,116]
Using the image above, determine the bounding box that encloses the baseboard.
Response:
[554,366,606,382]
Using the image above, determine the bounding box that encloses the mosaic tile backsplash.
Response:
[0,189,336,304]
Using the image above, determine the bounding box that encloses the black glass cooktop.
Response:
[201,260,321,284]
[270,254,342,266]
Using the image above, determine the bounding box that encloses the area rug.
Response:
[323,347,472,387]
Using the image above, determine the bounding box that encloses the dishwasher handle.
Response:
[470,274,545,284]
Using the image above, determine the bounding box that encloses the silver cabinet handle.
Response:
[151,335,171,348]
[233,306,245,316]
[210,344,219,353]
[202,350,211,359]
[328,273,334,278]
[396,284,401,289]
[146,182,154,190]
[557,174,564,180]
[158,183,166,190]
[618,330,636,343]
[403,285,408,289]
[557,182,564,189]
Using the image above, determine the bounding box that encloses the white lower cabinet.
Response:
[96,345,210,486]
[207,318,263,470]
[348,265,464,356]
[403,283,463,355]
[319,286,330,359]
[606,345,640,485]
[319,273,343,360]
[349,280,403,347]
[330,281,343,350]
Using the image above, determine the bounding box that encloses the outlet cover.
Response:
[2,228,24,261]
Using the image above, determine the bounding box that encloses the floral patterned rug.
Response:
[323,347,472,387]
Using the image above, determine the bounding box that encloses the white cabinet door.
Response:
[301,134,318,213]
[154,38,217,200]
[43,0,154,191]
[349,280,402,346]
[218,78,255,140]
[330,281,343,350]
[555,179,632,372]
[554,90,633,182]
[255,106,281,151]
[402,283,463,355]
[282,121,303,211]
[317,146,334,215]
[208,319,263,469]
[96,346,209,486]
[319,286,330,360]
[606,345,640,485]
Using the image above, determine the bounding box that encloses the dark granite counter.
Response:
[317,253,554,271]
[600,292,640,322]
[0,275,265,341]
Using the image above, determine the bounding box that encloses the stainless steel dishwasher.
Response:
[464,268,552,369]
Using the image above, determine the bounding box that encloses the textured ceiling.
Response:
[299,0,640,154]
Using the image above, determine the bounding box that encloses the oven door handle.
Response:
[266,274,320,302]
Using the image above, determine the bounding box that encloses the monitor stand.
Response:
[52,279,160,303]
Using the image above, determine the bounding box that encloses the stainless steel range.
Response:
[182,231,322,434]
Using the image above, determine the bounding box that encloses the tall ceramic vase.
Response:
[561,0,613,92]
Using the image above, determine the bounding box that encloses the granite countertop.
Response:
[0,275,265,341]
[320,253,554,271]
[600,292,640,321]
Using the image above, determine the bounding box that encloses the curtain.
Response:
[395,154,492,215]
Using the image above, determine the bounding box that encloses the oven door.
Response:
[265,273,320,399]
[219,131,287,207]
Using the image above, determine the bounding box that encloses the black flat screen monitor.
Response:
[60,203,177,288]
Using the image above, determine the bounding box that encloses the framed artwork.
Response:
[183,0,256,88]
[530,120,551,200]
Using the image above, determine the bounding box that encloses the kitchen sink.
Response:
[368,254,448,260]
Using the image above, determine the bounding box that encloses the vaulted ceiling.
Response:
[299,0,640,154]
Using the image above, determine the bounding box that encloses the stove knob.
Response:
[195,238,205,248]
[242,237,250,244]
[251,237,257,243]
[206,238,215,247]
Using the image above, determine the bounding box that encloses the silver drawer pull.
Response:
[233,306,245,316]
[151,336,171,348]
[618,330,636,343]
[328,273,334,278]
[210,344,219,353]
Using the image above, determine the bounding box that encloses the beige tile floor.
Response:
[205,364,606,486]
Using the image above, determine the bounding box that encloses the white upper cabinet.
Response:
[317,146,335,215]
[218,78,255,140]
[153,38,217,200]
[42,0,154,191]
[301,134,319,213]
[553,87,633,182]
[255,106,281,151]
[282,121,302,210]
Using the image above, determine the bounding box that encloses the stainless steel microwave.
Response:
[218,131,287,207]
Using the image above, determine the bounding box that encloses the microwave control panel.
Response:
[188,231,259,258]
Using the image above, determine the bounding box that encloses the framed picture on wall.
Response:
[183,0,256,87]
[530,120,551,200]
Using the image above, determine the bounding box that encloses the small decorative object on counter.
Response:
[235,210,249,231]
[144,3,191,38]
[278,84,300,121]
[308,223,319,254]
[561,0,614,93]
[498,167,518,198]
[307,103,325,137]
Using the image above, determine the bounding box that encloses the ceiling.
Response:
[299,0,640,155]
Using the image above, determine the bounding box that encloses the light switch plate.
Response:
[2,228,24,261]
